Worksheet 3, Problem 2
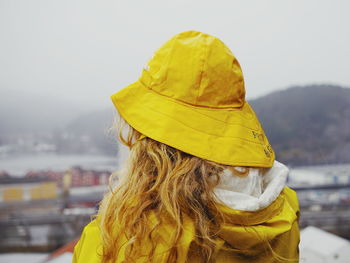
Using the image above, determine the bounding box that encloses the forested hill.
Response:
[62,84,350,165]
[250,84,350,166]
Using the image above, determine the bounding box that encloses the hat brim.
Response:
[110,81,275,167]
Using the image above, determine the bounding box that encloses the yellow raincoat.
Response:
[73,186,299,262]
[74,30,300,262]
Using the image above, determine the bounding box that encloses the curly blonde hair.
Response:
[97,115,295,262]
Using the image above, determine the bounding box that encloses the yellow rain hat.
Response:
[110,30,275,167]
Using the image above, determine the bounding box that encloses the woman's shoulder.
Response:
[73,218,102,263]
[82,218,100,234]
[78,218,101,243]
[282,185,300,214]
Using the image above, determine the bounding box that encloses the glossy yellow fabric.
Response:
[110,30,275,168]
[73,186,300,262]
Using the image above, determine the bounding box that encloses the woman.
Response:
[73,30,300,262]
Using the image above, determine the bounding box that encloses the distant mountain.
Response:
[250,84,350,166]
[2,84,350,166]
[0,88,85,135]
[64,108,118,155]
[0,88,117,155]
[68,84,350,165]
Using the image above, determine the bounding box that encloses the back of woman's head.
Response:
[98,116,250,263]
[99,30,279,263]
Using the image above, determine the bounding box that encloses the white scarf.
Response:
[214,160,289,211]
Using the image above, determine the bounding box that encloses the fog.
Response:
[1,0,350,120]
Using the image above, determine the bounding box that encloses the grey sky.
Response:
[1,0,349,113]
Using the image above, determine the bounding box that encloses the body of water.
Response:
[0,153,126,177]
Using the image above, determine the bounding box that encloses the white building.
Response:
[300,226,350,263]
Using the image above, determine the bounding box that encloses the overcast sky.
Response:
[1,0,349,114]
